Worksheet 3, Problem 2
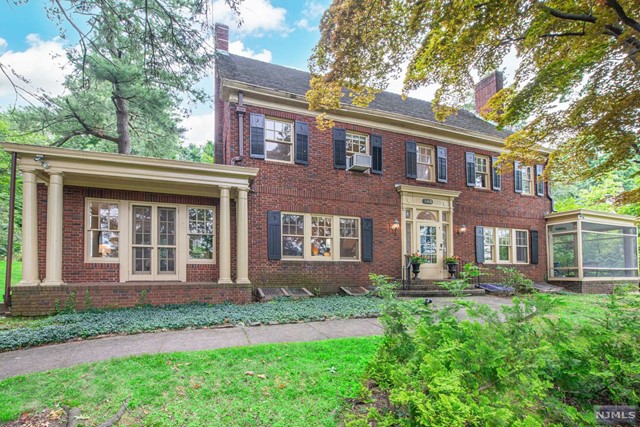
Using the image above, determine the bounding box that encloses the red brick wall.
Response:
[36,185,229,284]
[222,102,552,287]
[11,283,253,316]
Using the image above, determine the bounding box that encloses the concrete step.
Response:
[398,288,486,298]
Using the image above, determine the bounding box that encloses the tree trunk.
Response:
[113,84,131,154]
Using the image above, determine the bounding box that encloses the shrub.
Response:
[350,285,640,426]
[436,262,482,297]
[497,266,536,294]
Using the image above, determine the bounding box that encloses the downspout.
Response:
[232,91,246,164]
[4,152,17,311]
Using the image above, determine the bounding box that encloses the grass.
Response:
[0,336,381,426]
[0,260,21,303]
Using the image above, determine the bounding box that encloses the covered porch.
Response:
[2,143,259,315]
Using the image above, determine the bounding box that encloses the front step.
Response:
[398,288,486,298]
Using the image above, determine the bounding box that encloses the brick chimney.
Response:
[215,23,229,54]
[474,71,503,115]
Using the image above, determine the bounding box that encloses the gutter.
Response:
[232,91,246,165]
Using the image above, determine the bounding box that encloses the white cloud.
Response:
[303,1,328,19]
[181,112,214,146]
[295,18,317,32]
[0,38,7,50]
[212,0,287,36]
[229,40,272,62]
[0,34,68,100]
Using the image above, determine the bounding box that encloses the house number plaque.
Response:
[422,198,434,205]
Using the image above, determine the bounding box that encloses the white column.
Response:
[218,186,232,284]
[236,187,250,284]
[43,172,64,286]
[18,169,40,285]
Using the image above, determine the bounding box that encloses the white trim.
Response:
[481,226,530,265]
[84,198,121,264]
[186,205,217,265]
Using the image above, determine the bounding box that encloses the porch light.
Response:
[390,219,400,234]
[458,224,467,235]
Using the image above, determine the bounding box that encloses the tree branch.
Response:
[605,0,640,35]
[538,4,596,23]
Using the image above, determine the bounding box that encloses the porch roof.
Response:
[1,142,259,197]
[545,209,638,226]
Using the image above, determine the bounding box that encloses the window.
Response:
[88,201,119,260]
[282,214,305,258]
[417,144,435,182]
[483,228,495,262]
[475,156,489,188]
[498,229,511,262]
[188,208,215,260]
[346,132,368,156]
[282,213,360,261]
[265,118,293,163]
[521,166,533,195]
[515,230,529,263]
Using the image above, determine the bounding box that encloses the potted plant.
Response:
[443,255,460,279]
[407,253,427,279]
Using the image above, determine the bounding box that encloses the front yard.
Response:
[0,260,21,302]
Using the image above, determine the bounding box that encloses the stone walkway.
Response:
[0,295,510,380]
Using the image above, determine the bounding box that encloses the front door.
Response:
[417,220,443,279]
[131,205,179,281]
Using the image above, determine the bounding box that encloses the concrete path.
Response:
[0,295,510,380]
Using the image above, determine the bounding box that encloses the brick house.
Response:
[3,24,637,315]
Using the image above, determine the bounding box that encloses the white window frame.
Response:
[483,228,495,262]
[186,206,216,265]
[264,117,294,164]
[346,132,369,157]
[85,198,121,263]
[475,155,489,189]
[281,212,361,262]
[521,166,533,196]
[416,144,435,183]
[482,226,530,265]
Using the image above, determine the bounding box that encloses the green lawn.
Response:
[0,260,21,302]
[0,336,380,426]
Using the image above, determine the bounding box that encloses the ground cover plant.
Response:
[0,260,21,302]
[0,295,382,351]
[346,277,640,426]
[0,336,380,426]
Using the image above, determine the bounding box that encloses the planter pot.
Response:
[411,262,421,280]
[446,262,458,279]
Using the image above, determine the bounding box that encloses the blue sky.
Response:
[0,0,338,145]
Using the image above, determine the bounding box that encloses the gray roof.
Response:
[217,53,511,140]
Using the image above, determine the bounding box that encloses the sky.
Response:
[0,0,516,146]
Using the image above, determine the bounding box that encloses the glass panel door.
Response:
[132,206,152,275]
[416,221,443,279]
[158,207,177,274]
[131,205,179,280]
[420,225,438,264]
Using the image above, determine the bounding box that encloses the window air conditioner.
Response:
[346,154,372,172]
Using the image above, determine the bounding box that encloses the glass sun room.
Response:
[546,210,639,281]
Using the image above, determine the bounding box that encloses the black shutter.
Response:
[371,134,383,174]
[267,211,281,261]
[437,146,448,183]
[333,128,347,169]
[535,164,544,196]
[491,156,501,191]
[475,226,485,263]
[294,121,309,165]
[466,152,476,187]
[406,141,417,179]
[249,113,265,159]
[362,218,373,262]
[530,230,539,265]
[514,161,523,193]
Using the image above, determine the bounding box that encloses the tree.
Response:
[3,0,241,155]
[307,0,640,206]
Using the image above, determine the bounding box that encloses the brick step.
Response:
[405,284,448,290]
[398,288,486,298]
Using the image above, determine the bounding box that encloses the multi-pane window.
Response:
[265,118,293,163]
[346,132,368,156]
[483,228,495,261]
[417,144,435,182]
[498,229,511,262]
[188,208,214,260]
[340,218,359,259]
[282,213,360,261]
[88,201,119,259]
[475,156,489,189]
[311,216,333,257]
[282,214,305,258]
[521,166,533,195]
[482,227,529,264]
[515,230,529,263]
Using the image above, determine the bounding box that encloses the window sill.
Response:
[187,259,216,265]
[280,258,361,263]
[85,258,120,264]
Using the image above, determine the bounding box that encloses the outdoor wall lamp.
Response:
[458,224,467,235]
[34,154,50,169]
[390,219,400,234]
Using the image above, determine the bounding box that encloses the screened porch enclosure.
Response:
[546,210,639,281]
